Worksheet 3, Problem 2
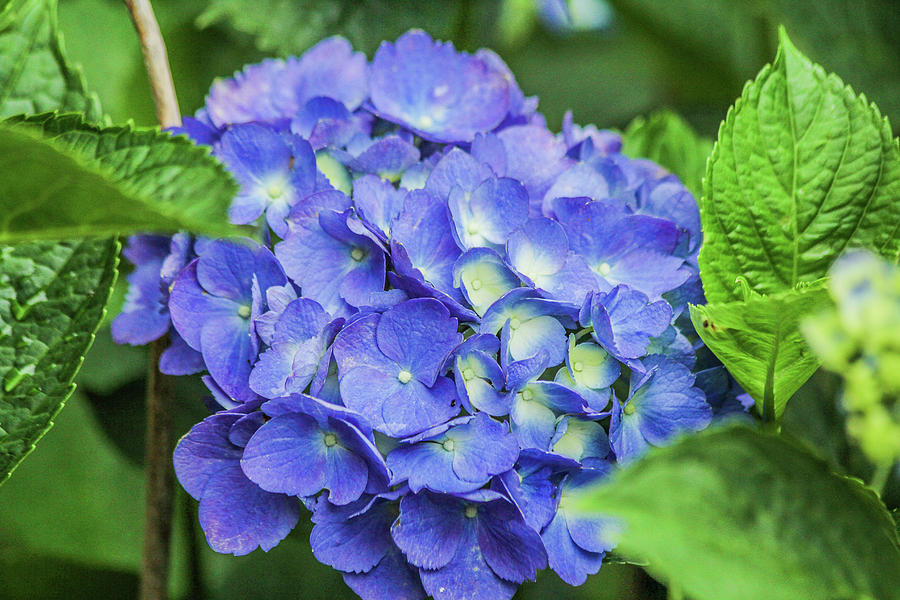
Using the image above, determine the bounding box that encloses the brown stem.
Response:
[140,338,175,600]
[124,2,182,599]
[124,0,181,128]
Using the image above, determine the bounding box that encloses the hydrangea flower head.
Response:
[114,29,744,600]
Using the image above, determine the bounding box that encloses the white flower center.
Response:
[398,370,413,384]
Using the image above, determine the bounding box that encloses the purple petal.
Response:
[392,491,466,570]
[200,316,256,403]
[477,499,547,583]
[159,332,205,375]
[343,545,426,600]
[310,498,394,573]
[425,148,492,199]
[541,511,604,586]
[370,31,510,143]
[376,299,461,386]
[198,465,300,555]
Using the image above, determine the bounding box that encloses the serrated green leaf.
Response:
[622,109,713,196]
[689,286,830,421]
[0,113,240,242]
[0,0,100,121]
[0,238,119,483]
[575,425,900,600]
[0,0,117,484]
[699,28,900,303]
[197,0,462,56]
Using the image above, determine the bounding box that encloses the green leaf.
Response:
[575,425,900,600]
[689,286,830,421]
[0,0,117,484]
[197,0,462,56]
[0,113,240,242]
[699,28,900,303]
[622,109,713,196]
[0,0,101,121]
[0,238,119,483]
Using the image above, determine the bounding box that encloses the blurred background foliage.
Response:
[1,0,898,598]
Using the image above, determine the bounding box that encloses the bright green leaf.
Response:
[0,0,117,484]
[0,113,240,242]
[576,425,900,600]
[690,286,830,421]
[0,0,101,120]
[0,238,119,483]
[622,109,713,196]
[699,28,900,303]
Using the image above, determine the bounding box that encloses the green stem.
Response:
[869,461,894,496]
[140,338,175,600]
[668,582,685,600]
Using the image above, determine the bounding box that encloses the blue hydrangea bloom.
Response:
[113,29,747,600]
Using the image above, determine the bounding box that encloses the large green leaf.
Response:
[622,109,713,196]
[0,0,100,120]
[699,28,900,303]
[0,238,119,483]
[576,425,900,600]
[689,286,830,421]
[0,113,240,242]
[0,0,116,483]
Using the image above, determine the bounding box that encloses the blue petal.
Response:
[198,464,300,555]
[419,532,518,600]
[453,247,519,316]
[343,545,426,600]
[332,313,396,374]
[376,298,462,387]
[310,498,394,573]
[173,412,244,500]
[159,332,205,376]
[392,491,466,570]
[449,413,519,482]
[240,413,330,496]
[425,148,492,199]
[352,175,407,241]
[168,260,240,350]
[390,190,461,297]
[476,498,547,583]
[506,218,568,284]
[541,511,603,586]
[495,125,570,207]
[387,441,460,493]
[347,135,420,177]
[550,417,610,464]
[369,31,510,143]
[200,315,256,402]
